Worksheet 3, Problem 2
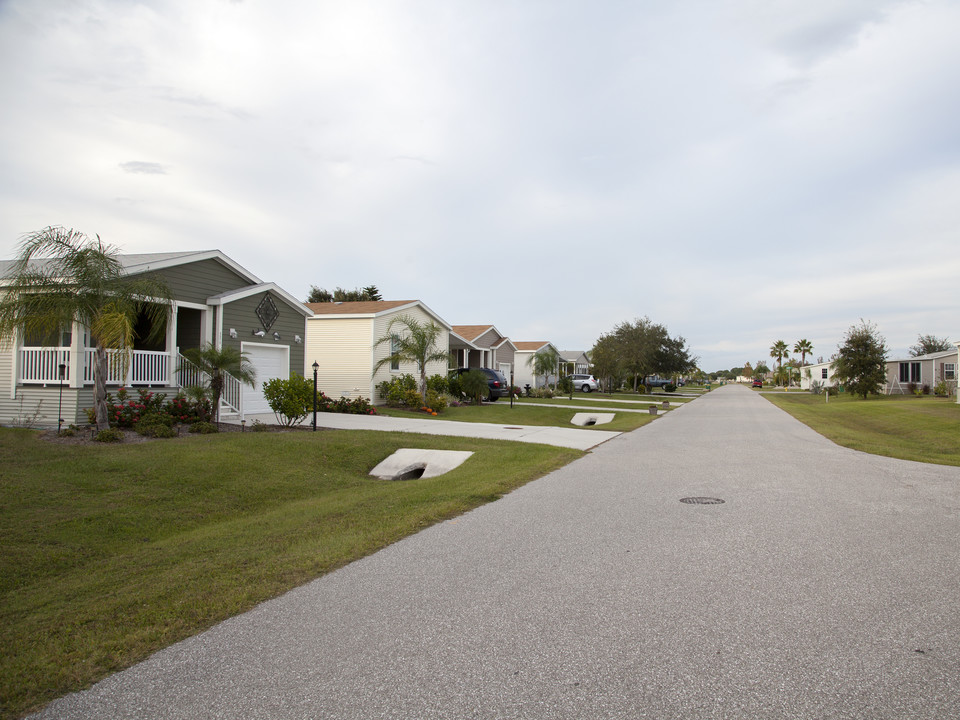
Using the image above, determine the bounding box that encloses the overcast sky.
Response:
[2,0,958,371]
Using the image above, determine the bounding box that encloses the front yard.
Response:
[0,428,581,719]
[764,392,960,466]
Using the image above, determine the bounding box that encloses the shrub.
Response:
[922,384,931,395]
[58,424,79,437]
[557,377,572,394]
[189,421,218,434]
[509,385,522,398]
[251,419,269,432]
[447,374,463,400]
[934,380,949,396]
[376,374,418,406]
[94,428,124,443]
[318,394,377,415]
[136,423,177,438]
[809,380,824,395]
[459,370,490,404]
[86,387,168,428]
[165,392,212,426]
[426,374,449,395]
[530,386,555,399]
[424,389,447,414]
[262,374,318,426]
[664,383,677,393]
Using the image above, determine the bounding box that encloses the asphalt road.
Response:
[33,384,960,719]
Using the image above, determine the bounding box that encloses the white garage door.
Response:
[242,343,289,415]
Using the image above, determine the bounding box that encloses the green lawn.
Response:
[763,392,960,466]
[0,428,582,719]
[377,400,660,432]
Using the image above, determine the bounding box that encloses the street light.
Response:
[312,361,319,432]
[57,363,66,434]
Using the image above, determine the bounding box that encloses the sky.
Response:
[1,0,958,371]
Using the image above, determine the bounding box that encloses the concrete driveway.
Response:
[34,385,960,719]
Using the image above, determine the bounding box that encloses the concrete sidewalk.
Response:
[228,411,622,451]
[34,384,960,719]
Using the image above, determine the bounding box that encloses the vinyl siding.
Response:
[140,259,251,305]
[371,308,450,401]
[305,317,375,399]
[221,291,305,379]
[0,339,90,426]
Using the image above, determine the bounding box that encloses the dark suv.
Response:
[452,367,509,401]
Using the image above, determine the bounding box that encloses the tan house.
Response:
[449,325,516,380]
[303,300,451,403]
[884,348,957,395]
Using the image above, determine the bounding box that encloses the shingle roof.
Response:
[305,300,419,315]
[514,341,551,351]
[451,325,497,342]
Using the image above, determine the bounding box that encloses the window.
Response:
[945,363,956,381]
[390,337,400,371]
[900,362,921,383]
[821,368,828,379]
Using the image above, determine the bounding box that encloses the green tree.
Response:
[909,334,952,357]
[754,360,770,379]
[373,315,451,402]
[770,340,788,383]
[182,344,256,425]
[527,346,560,389]
[459,369,490,404]
[307,285,382,303]
[832,320,888,399]
[793,339,813,366]
[0,226,173,430]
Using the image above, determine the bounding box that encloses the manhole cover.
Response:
[504,427,523,430]
[680,497,725,505]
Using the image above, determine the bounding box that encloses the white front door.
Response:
[241,343,289,415]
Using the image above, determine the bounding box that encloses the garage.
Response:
[242,343,289,415]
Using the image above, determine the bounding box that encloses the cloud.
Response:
[119,161,166,175]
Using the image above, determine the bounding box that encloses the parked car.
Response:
[452,367,509,401]
[566,374,600,393]
[752,378,763,388]
[644,376,672,388]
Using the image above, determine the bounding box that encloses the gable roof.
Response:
[208,283,313,317]
[452,325,501,343]
[305,300,452,329]
[887,348,958,363]
[514,341,553,352]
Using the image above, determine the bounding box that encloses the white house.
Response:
[513,341,560,390]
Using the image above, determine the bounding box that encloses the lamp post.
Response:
[312,361,319,432]
[57,363,66,434]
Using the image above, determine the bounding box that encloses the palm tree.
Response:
[770,340,788,383]
[0,226,172,430]
[181,344,256,425]
[373,315,451,402]
[794,339,813,366]
[527,346,560,390]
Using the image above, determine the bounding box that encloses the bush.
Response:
[530,386,555,399]
[86,387,168,428]
[664,383,677,393]
[509,385,523,398]
[165,392,212,426]
[809,380,824,395]
[426,374,449,395]
[262,374,318,426]
[557,377,572,394]
[424,389,447,414]
[447,374,463,400]
[250,419,269,432]
[376,374,418,406]
[318,394,377,415]
[189,421,219,434]
[94,428,124,443]
[934,380,949,396]
[136,423,177,438]
[459,370,490,404]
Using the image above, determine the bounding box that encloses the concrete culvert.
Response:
[571,413,615,427]
[370,449,474,481]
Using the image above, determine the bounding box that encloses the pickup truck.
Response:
[644,376,672,388]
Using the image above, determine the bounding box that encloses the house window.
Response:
[390,337,400,371]
[945,363,956,380]
[899,362,921,383]
[23,326,72,347]
[821,368,828,379]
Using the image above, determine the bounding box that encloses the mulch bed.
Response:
[39,422,320,445]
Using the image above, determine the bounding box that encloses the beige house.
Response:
[303,300,451,403]
[449,325,516,379]
[884,348,957,395]
[513,341,560,390]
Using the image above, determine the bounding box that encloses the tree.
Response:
[527,346,560,389]
[373,315,450,402]
[0,226,173,430]
[832,320,887,399]
[754,361,770,379]
[181,344,256,425]
[769,340,788,376]
[909,334,952,357]
[793,339,813,366]
[307,285,382,303]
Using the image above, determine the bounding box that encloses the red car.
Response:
[752,379,763,388]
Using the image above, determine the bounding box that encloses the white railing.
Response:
[19,347,171,386]
[176,353,241,415]
[18,347,71,384]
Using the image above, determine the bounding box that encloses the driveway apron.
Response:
[34,385,960,719]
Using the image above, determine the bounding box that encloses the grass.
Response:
[763,392,960,466]
[376,400,659,432]
[0,428,582,719]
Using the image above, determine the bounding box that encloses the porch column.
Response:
[166,305,178,387]
[69,321,83,388]
[956,343,960,404]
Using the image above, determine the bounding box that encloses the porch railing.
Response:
[176,353,241,415]
[19,347,170,386]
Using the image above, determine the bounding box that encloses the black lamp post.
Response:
[57,363,66,433]
[312,361,319,432]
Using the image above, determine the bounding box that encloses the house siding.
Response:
[305,317,374,399]
[143,259,251,306]
[371,308,450,401]
[221,291,305,380]
[885,350,958,394]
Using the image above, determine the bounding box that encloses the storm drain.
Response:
[571,413,615,427]
[679,497,725,505]
[370,449,474,481]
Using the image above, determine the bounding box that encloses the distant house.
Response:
[303,300,451,403]
[513,341,560,389]
[884,348,957,395]
[798,361,838,391]
[560,350,590,375]
[449,325,516,380]
[0,250,311,425]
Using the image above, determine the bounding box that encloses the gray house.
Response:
[0,250,311,426]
